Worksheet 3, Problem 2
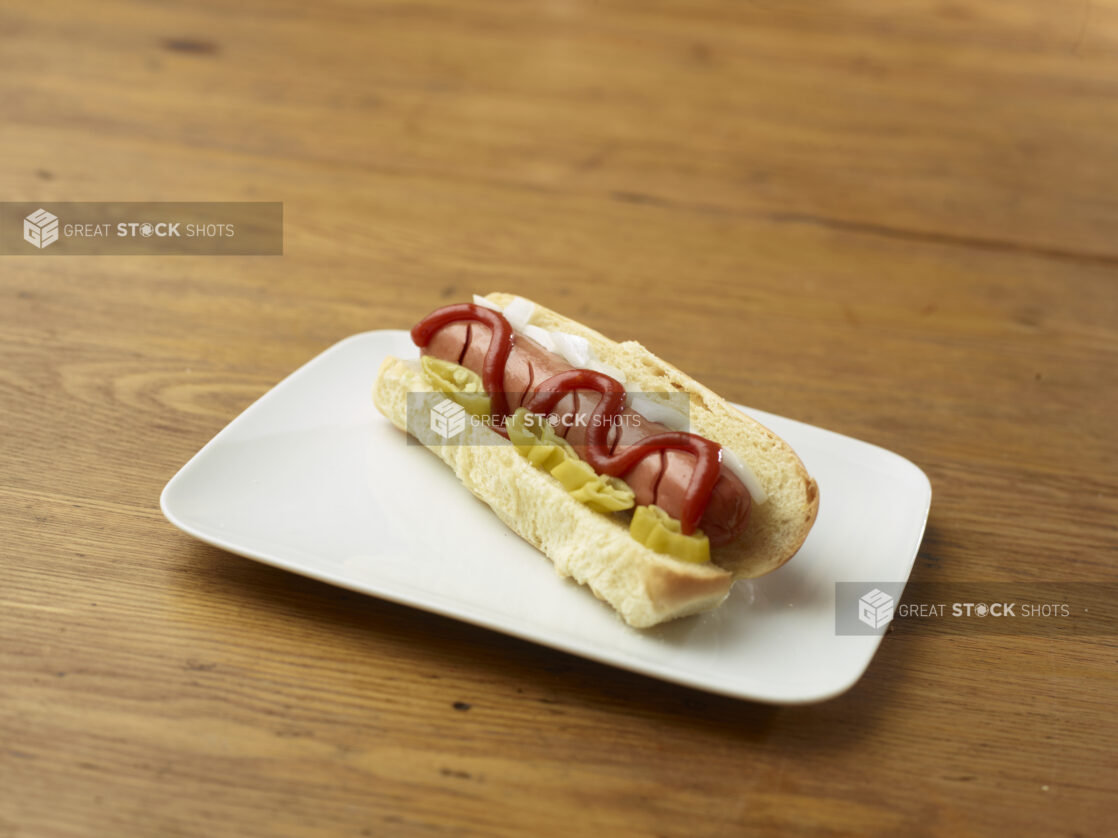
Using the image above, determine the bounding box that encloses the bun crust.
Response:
[371,293,819,627]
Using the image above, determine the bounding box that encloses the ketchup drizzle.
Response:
[523,369,722,534]
[411,304,722,535]
[411,304,515,420]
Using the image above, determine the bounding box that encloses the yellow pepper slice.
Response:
[569,477,638,513]
[630,505,711,564]
[421,356,492,416]
[550,457,598,492]
[550,458,635,513]
[507,408,635,514]
[507,409,569,470]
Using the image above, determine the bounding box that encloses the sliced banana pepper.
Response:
[630,504,711,564]
[421,356,492,416]
[507,408,635,514]
[506,408,573,470]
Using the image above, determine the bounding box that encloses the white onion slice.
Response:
[550,331,591,367]
[721,447,767,504]
[502,296,535,331]
[626,393,689,430]
[523,324,556,352]
[472,294,502,311]
[586,359,627,384]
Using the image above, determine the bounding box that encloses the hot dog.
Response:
[422,319,751,546]
[372,293,819,627]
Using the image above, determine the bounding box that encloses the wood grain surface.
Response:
[2,1,1116,836]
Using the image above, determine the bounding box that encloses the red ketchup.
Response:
[411,304,515,420]
[411,304,722,535]
[522,370,721,535]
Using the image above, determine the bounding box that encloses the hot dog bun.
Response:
[372,292,819,628]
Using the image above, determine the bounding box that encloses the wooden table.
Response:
[3,2,1116,835]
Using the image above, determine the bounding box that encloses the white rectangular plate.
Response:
[162,331,931,704]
